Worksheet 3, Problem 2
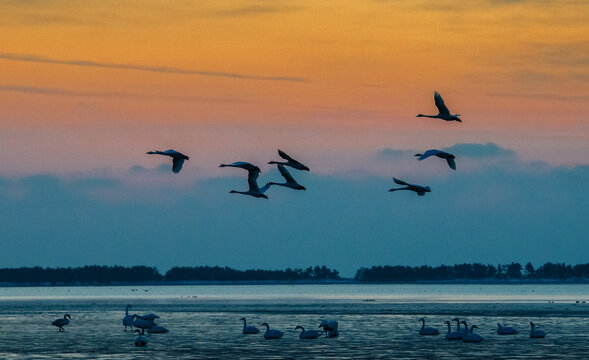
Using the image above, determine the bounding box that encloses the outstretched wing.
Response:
[277,149,295,162]
[277,164,297,184]
[172,158,185,173]
[446,157,456,170]
[434,92,450,116]
[393,177,409,186]
[227,161,261,173]
[417,149,442,161]
[247,169,261,192]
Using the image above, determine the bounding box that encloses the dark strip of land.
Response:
[1,262,588,285]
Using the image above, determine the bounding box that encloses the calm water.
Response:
[1,284,589,359]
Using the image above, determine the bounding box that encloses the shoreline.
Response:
[2,279,589,287]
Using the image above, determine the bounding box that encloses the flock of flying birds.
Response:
[147,92,462,198]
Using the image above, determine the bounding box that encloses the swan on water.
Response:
[268,149,310,171]
[295,325,323,339]
[462,324,483,343]
[240,317,260,334]
[146,149,189,174]
[132,329,148,346]
[132,314,155,331]
[452,318,467,336]
[260,322,284,339]
[389,178,431,196]
[497,323,519,335]
[319,319,339,338]
[417,91,462,122]
[51,314,71,331]
[415,149,456,170]
[530,322,546,338]
[418,318,440,335]
[220,162,269,199]
[264,164,306,191]
[147,325,169,334]
[444,321,463,340]
[122,305,133,331]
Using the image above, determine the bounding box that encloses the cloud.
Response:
[0,84,244,103]
[443,143,516,158]
[0,52,307,83]
[213,5,302,17]
[376,148,414,159]
[487,92,589,102]
[1,157,588,276]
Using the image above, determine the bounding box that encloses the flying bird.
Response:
[146,149,189,173]
[52,314,71,331]
[219,162,269,199]
[388,178,431,196]
[268,150,310,171]
[265,164,306,191]
[415,149,456,170]
[417,92,461,122]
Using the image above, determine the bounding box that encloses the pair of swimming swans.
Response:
[220,150,309,199]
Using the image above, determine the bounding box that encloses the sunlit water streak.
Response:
[1,284,589,359]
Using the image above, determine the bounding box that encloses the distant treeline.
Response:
[2,262,589,285]
[355,262,589,281]
[0,265,339,285]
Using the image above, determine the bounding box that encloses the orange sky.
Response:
[0,0,588,174]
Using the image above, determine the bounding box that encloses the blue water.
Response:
[1,284,589,359]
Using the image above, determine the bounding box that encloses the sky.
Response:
[0,0,588,276]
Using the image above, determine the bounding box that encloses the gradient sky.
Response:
[0,0,588,276]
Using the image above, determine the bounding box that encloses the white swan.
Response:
[260,322,283,339]
[240,317,260,334]
[268,149,310,171]
[452,318,467,336]
[296,325,323,339]
[418,318,440,335]
[147,325,169,333]
[132,329,148,346]
[146,149,189,174]
[461,321,483,342]
[219,162,269,199]
[415,149,456,170]
[319,319,339,338]
[265,164,306,191]
[417,91,462,122]
[530,322,546,338]
[122,305,133,331]
[51,314,71,331]
[389,178,431,196]
[497,323,519,335]
[444,321,463,340]
[132,314,155,331]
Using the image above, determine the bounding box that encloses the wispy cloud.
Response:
[0,52,307,83]
[213,5,302,17]
[0,84,242,102]
[487,92,589,102]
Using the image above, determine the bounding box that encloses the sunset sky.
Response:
[1,1,588,275]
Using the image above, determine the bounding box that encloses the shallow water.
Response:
[1,284,589,359]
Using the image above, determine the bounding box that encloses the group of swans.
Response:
[119,306,168,346]
[241,318,338,339]
[144,92,463,197]
[389,92,462,196]
[51,314,71,331]
[423,317,546,342]
[220,150,309,199]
